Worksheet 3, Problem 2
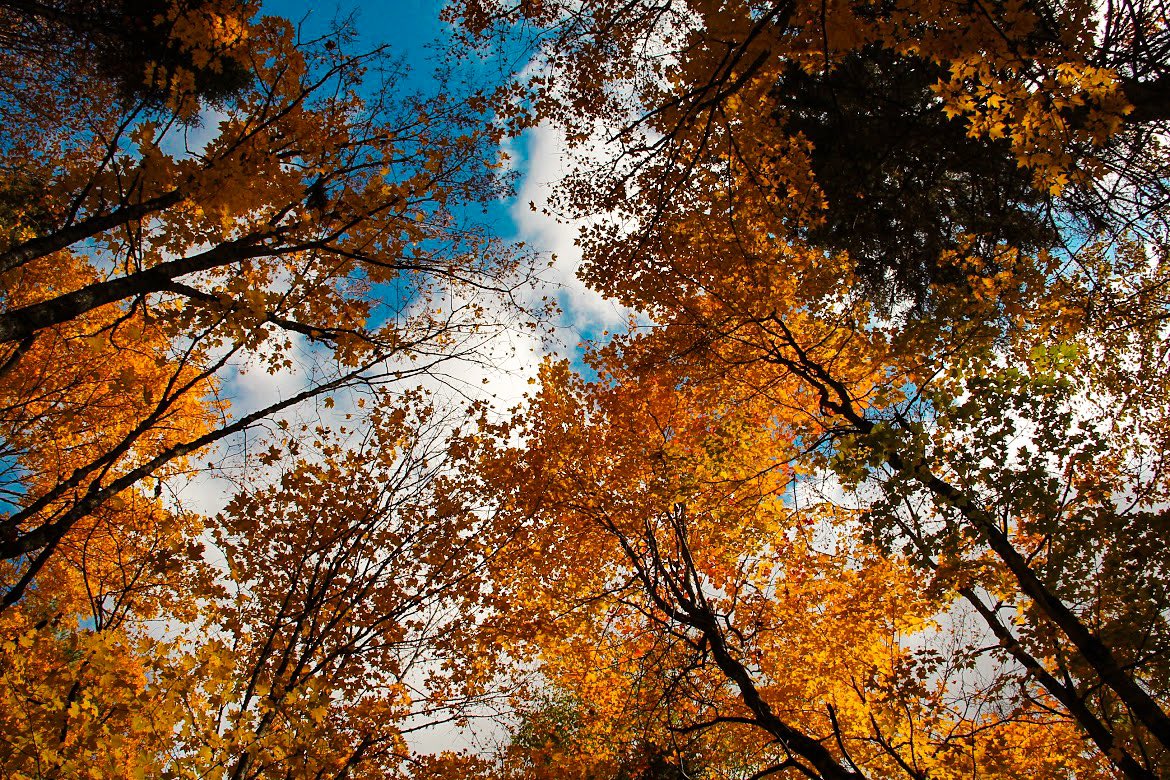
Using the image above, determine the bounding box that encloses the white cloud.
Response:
[159,105,230,160]
[507,123,634,342]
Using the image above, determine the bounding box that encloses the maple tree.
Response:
[475,276,1170,779]
[480,345,1127,778]
[5,0,1170,775]
[0,0,523,605]
[0,1,531,777]
[0,0,254,114]
[451,0,1170,304]
[0,390,514,778]
[449,0,1170,778]
[183,394,512,780]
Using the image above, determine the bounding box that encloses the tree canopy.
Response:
[0,2,529,777]
[448,0,1170,777]
[3,0,1170,778]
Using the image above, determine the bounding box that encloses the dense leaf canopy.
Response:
[448,0,1170,778]
[3,0,1170,778]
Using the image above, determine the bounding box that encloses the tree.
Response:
[0,0,255,116]
[480,354,1115,779]
[451,0,1170,777]
[477,227,1170,778]
[450,0,1170,306]
[0,4,526,608]
[0,390,514,778]
[189,393,511,780]
[0,3,533,778]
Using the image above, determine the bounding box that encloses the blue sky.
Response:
[261,0,443,57]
